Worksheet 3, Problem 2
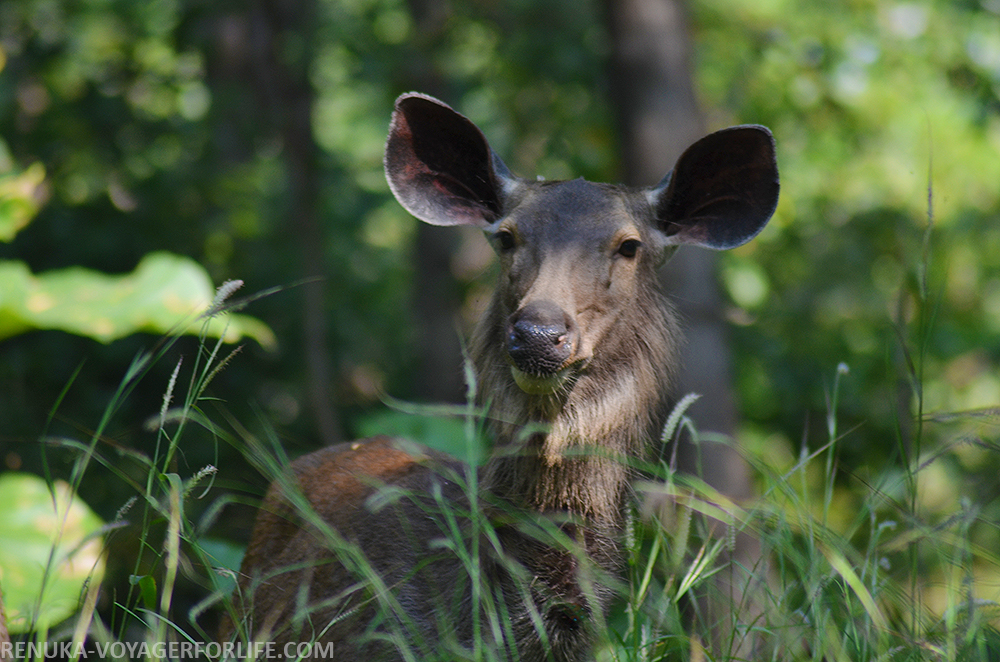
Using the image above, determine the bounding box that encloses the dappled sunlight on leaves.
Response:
[0,252,276,348]
[0,473,105,633]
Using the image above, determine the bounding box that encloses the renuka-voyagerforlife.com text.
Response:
[1,640,344,660]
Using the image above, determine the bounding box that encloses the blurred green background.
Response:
[1,0,998,637]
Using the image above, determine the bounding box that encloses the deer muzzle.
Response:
[506,301,579,395]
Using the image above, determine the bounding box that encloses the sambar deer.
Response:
[221,93,779,661]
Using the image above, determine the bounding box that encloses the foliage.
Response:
[0,252,275,346]
[1,0,999,655]
[0,161,45,241]
[0,472,105,634]
[5,342,993,658]
[0,295,260,650]
[689,0,1000,624]
[694,0,1000,466]
[0,149,271,346]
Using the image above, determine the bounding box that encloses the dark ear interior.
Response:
[653,125,779,250]
[385,93,509,227]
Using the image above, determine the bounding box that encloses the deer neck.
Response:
[473,311,676,526]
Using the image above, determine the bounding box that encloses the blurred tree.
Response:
[398,0,469,405]
[207,0,342,445]
[605,0,765,653]
[691,0,1000,467]
[606,0,751,493]
[2,0,999,640]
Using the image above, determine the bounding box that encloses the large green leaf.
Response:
[0,162,45,243]
[0,252,276,348]
[0,473,105,633]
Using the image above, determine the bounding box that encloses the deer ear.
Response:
[385,93,516,228]
[649,125,779,250]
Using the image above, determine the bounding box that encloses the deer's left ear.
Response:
[648,125,779,251]
[385,93,518,229]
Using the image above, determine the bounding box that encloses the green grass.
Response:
[4,227,1000,662]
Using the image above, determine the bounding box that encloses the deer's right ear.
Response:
[648,125,779,251]
[385,93,516,228]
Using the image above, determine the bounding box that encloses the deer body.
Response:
[223,94,779,661]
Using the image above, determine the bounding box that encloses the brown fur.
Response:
[220,93,778,661]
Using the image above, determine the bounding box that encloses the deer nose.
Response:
[506,302,573,375]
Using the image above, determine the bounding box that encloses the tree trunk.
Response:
[411,225,468,402]
[604,0,763,655]
[243,0,342,446]
[402,0,469,405]
[605,0,740,460]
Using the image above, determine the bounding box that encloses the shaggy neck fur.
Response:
[471,276,679,529]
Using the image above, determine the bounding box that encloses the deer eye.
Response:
[617,239,641,258]
[495,229,516,252]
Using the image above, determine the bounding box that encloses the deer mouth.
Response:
[508,355,590,395]
[510,364,574,395]
[505,301,583,395]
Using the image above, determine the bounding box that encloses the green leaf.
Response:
[0,473,106,633]
[0,162,45,243]
[0,251,276,349]
[196,537,245,595]
[129,574,158,612]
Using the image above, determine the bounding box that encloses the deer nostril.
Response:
[511,320,563,345]
[507,317,572,375]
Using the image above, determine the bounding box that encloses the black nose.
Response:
[506,302,573,375]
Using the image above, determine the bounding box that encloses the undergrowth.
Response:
[5,212,1000,662]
